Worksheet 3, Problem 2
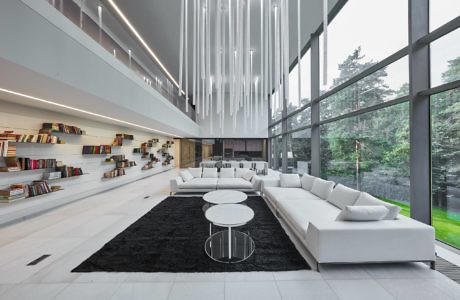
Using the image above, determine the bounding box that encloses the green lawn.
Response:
[381,198,460,249]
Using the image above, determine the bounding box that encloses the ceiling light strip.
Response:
[0,88,182,138]
[107,0,182,93]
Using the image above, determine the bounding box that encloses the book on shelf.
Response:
[0,157,21,172]
[116,133,134,140]
[0,140,16,157]
[16,158,57,171]
[82,145,111,154]
[55,165,83,178]
[0,184,27,203]
[41,123,84,135]
[27,180,52,197]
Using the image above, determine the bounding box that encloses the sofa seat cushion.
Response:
[179,178,218,189]
[217,178,253,189]
[276,198,341,239]
[264,187,320,207]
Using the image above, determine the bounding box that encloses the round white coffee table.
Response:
[204,204,255,263]
[203,190,248,204]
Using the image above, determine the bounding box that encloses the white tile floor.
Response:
[0,169,458,300]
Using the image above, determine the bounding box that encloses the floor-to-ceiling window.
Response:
[267,0,459,249]
[428,1,460,248]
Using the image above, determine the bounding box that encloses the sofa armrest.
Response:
[305,220,435,263]
[170,177,183,193]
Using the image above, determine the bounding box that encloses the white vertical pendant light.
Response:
[185,0,189,112]
[178,0,293,133]
[178,0,184,96]
[193,0,197,105]
[297,0,302,106]
[323,0,328,85]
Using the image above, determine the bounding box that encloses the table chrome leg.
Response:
[228,227,232,260]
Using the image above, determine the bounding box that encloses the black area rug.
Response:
[72,196,310,272]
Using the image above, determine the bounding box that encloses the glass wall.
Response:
[319,0,408,93]
[430,0,460,31]
[320,57,409,121]
[430,29,460,87]
[287,107,311,131]
[268,0,460,249]
[288,50,311,113]
[431,89,460,249]
[286,129,311,174]
[320,103,410,208]
[270,136,283,172]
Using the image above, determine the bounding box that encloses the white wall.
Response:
[0,100,175,226]
[197,93,269,138]
[0,0,199,138]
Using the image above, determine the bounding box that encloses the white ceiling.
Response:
[106,0,339,94]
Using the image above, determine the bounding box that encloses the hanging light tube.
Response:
[185,0,189,112]
[323,0,328,85]
[193,0,197,105]
[297,0,301,107]
[178,0,184,96]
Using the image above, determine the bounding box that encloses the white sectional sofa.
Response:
[170,167,257,194]
[262,173,436,270]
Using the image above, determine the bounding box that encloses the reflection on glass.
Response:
[320,103,410,209]
[270,124,282,137]
[430,29,460,87]
[287,129,311,174]
[430,0,460,31]
[270,136,283,172]
[319,0,407,94]
[320,56,408,121]
[431,87,460,249]
[288,50,311,113]
[287,107,311,131]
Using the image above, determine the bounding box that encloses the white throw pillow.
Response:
[354,192,402,220]
[326,184,361,210]
[188,167,202,178]
[179,170,194,182]
[336,205,389,221]
[220,168,235,178]
[301,174,316,191]
[279,174,302,188]
[242,170,256,182]
[202,168,218,178]
[310,178,335,199]
[235,168,251,178]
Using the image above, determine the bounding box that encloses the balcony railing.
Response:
[46,0,196,121]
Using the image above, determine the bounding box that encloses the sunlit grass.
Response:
[381,198,460,249]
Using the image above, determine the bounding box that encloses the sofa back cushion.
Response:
[336,205,389,221]
[280,174,302,188]
[326,184,361,210]
[188,167,202,178]
[242,170,256,182]
[354,192,401,220]
[179,170,194,182]
[310,178,335,199]
[219,168,235,178]
[235,168,251,178]
[301,174,316,191]
[202,168,218,178]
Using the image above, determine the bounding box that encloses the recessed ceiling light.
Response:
[0,87,182,138]
[107,0,184,95]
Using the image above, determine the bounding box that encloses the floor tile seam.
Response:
[375,278,455,300]
[326,278,397,300]
[322,277,341,299]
